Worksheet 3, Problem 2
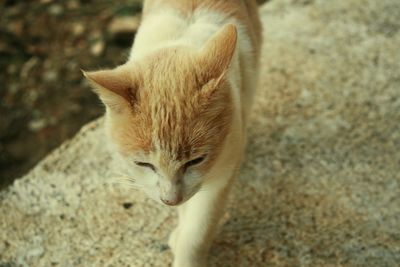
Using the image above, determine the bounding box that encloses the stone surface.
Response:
[1,0,400,266]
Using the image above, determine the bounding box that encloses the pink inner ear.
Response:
[83,67,136,104]
[197,23,237,83]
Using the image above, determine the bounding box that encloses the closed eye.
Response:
[135,161,156,172]
[184,156,205,170]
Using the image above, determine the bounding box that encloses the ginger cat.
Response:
[84,1,261,266]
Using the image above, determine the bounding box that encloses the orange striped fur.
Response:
[84,1,261,266]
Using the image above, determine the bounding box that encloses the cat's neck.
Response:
[129,8,230,61]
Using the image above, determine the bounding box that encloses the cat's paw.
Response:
[168,227,179,252]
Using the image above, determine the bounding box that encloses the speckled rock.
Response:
[1,0,400,266]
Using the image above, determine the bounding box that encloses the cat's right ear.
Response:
[82,66,136,112]
[82,67,136,112]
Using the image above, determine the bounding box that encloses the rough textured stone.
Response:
[1,0,400,266]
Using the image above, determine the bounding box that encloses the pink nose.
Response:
[161,195,183,206]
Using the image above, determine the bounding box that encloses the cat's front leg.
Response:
[169,205,186,251]
[168,226,179,251]
[172,180,232,267]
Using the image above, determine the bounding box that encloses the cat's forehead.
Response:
[114,48,231,160]
[132,101,210,160]
[136,47,202,92]
[128,49,202,156]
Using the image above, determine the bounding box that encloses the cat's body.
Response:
[84,1,261,266]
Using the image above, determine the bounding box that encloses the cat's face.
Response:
[85,24,237,205]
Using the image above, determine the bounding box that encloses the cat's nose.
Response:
[161,194,183,206]
[159,180,183,206]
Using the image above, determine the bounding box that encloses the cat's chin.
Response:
[144,193,184,206]
[157,195,190,207]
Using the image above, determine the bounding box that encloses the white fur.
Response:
[121,7,258,267]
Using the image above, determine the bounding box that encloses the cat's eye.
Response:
[135,161,156,172]
[184,156,205,169]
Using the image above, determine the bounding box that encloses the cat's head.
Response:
[84,24,237,206]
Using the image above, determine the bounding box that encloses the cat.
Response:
[83,0,261,266]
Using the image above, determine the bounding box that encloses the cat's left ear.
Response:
[83,66,137,112]
[197,23,237,95]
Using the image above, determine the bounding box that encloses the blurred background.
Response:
[0,0,144,188]
[0,0,269,189]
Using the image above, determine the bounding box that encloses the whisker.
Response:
[116,177,136,183]
[112,181,142,191]
[112,172,133,179]
[106,174,144,190]
[111,181,136,187]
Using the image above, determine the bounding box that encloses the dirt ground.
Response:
[0,0,143,188]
